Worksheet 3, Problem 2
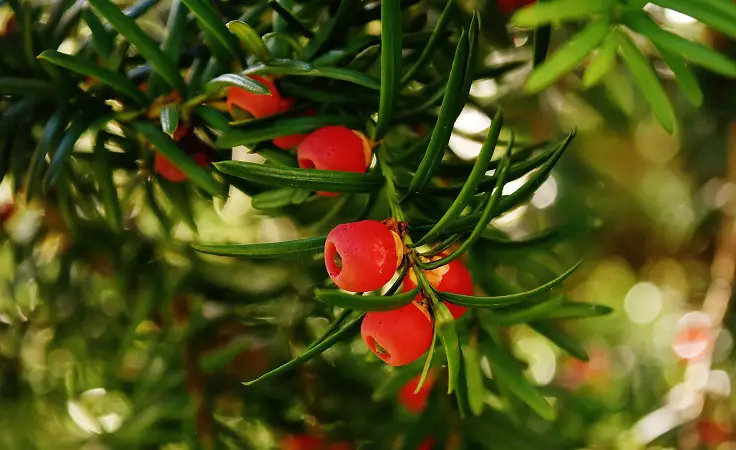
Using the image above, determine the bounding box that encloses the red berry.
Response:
[273,100,315,150]
[154,126,211,182]
[328,443,352,450]
[403,257,473,319]
[498,0,535,14]
[137,83,182,104]
[297,126,372,197]
[227,75,283,119]
[361,302,433,366]
[172,124,189,142]
[0,202,15,223]
[281,435,324,450]
[2,15,16,36]
[418,437,436,450]
[281,435,352,450]
[698,420,731,445]
[324,220,403,292]
[155,151,210,183]
[411,123,429,137]
[398,372,435,413]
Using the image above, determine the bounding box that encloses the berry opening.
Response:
[374,341,388,356]
[365,336,391,363]
[332,251,343,270]
[324,242,342,277]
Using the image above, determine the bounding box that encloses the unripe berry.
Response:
[498,0,535,14]
[227,75,283,119]
[298,126,372,197]
[361,302,433,366]
[403,257,473,319]
[398,372,435,413]
[325,220,403,292]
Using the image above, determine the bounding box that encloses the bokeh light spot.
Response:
[624,282,662,324]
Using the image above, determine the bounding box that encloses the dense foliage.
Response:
[2,0,736,448]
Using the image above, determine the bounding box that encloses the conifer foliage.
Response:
[1,0,736,448]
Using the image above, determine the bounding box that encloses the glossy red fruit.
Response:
[155,151,210,183]
[298,126,372,196]
[361,302,433,366]
[273,99,313,149]
[227,75,283,119]
[324,220,403,292]
[498,0,534,13]
[403,257,473,319]
[398,372,436,413]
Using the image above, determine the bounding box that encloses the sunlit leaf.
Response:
[412,109,503,247]
[375,0,402,139]
[659,49,703,108]
[315,287,419,311]
[432,298,461,394]
[404,29,469,198]
[531,322,589,361]
[215,115,363,148]
[525,18,610,93]
[87,0,186,94]
[479,328,556,420]
[440,260,582,307]
[134,121,226,197]
[624,11,736,77]
[214,161,384,193]
[206,73,270,94]
[193,236,326,258]
[652,0,736,40]
[511,0,615,27]
[582,33,617,88]
[614,30,676,133]
[461,344,486,416]
[227,20,272,61]
[160,104,179,138]
[180,0,242,61]
[244,62,381,89]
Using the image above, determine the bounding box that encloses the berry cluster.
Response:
[227,77,372,196]
[107,83,215,183]
[323,220,475,366]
